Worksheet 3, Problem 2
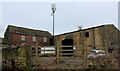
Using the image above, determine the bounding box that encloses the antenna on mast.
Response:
[78,25,83,30]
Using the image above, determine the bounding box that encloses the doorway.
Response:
[61,39,73,56]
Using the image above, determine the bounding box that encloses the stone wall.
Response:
[55,25,120,59]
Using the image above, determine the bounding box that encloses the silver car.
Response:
[87,50,106,59]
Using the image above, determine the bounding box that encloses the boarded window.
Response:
[43,37,47,42]
[32,36,36,42]
[85,32,89,37]
[21,35,25,41]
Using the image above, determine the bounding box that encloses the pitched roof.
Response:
[7,25,52,37]
[55,24,119,36]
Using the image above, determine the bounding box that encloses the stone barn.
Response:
[55,24,120,60]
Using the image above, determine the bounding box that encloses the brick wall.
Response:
[10,33,50,46]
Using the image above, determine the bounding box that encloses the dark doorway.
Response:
[61,39,73,56]
[49,37,54,45]
[62,39,73,45]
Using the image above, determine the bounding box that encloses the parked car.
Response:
[87,49,106,59]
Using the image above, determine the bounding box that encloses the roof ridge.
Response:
[8,25,48,32]
[7,25,52,36]
[55,24,114,36]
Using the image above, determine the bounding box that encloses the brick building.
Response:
[4,25,52,47]
[55,24,120,57]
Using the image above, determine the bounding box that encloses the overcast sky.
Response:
[0,0,119,38]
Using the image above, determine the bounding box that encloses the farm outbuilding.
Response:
[55,24,120,59]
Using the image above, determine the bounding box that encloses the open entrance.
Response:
[62,39,73,45]
[61,39,73,56]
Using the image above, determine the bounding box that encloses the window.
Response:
[85,32,89,37]
[43,37,47,42]
[21,35,25,41]
[32,36,36,42]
